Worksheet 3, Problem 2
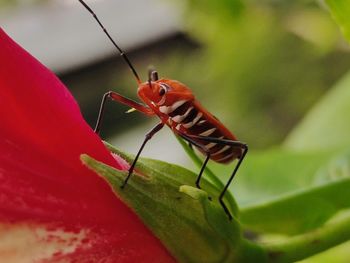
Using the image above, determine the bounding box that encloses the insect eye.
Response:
[158,83,170,96]
[159,87,166,96]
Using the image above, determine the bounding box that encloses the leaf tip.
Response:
[80,153,92,166]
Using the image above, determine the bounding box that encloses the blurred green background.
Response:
[64,1,349,147]
[65,0,350,148]
[2,0,350,262]
[2,0,349,149]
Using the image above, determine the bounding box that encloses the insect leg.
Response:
[219,144,248,220]
[178,133,210,189]
[188,142,193,150]
[121,122,165,188]
[185,142,209,188]
[184,135,248,220]
[180,136,206,187]
[196,155,210,189]
[94,91,155,134]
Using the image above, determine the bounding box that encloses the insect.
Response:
[78,0,248,219]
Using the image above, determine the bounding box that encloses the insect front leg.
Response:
[121,122,165,189]
[94,91,155,134]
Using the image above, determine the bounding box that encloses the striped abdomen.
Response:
[160,100,242,164]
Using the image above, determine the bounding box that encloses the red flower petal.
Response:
[0,28,175,262]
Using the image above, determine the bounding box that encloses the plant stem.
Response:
[262,214,350,263]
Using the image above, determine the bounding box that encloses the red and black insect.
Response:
[79,0,248,219]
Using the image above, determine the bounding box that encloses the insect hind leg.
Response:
[219,143,248,220]
[182,134,248,220]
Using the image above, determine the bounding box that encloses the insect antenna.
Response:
[78,0,141,84]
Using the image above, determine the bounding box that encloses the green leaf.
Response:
[240,150,350,235]
[81,145,268,263]
[209,148,331,206]
[105,141,239,217]
[284,71,350,151]
[325,0,350,42]
[81,146,350,262]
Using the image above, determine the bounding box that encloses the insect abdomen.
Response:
[166,100,242,164]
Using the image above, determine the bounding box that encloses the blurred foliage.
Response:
[0,0,47,10]
[5,0,348,151]
[62,0,350,150]
[154,0,350,148]
[205,69,350,262]
[299,240,350,263]
[168,1,350,261]
[285,71,350,151]
[326,0,350,42]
